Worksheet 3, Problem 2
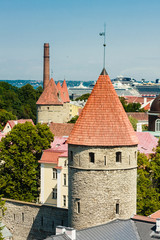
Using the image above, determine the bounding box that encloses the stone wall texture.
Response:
[37,103,70,124]
[68,144,137,230]
[2,199,68,240]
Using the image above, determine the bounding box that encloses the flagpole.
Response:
[103,23,106,69]
[99,23,106,69]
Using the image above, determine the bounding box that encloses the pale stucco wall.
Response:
[40,157,68,208]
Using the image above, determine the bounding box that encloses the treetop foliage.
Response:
[137,149,160,216]
[0,122,53,202]
[0,82,43,124]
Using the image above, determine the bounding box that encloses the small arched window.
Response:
[156,119,160,132]
[53,168,57,179]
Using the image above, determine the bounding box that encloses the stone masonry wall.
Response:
[37,103,70,124]
[2,199,68,240]
[68,144,137,230]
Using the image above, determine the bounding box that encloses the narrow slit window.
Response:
[22,213,24,222]
[64,174,66,186]
[77,201,80,213]
[116,203,119,214]
[70,151,73,162]
[104,156,107,165]
[89,152,95,163]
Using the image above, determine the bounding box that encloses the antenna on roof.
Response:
[99,23,106,69]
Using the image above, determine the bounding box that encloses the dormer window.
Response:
[116,152,121,162]
[89,152,95,163]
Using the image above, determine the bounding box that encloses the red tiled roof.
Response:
[132,214,156,223]
[57,81,65,103]
[36,78,63,105]
[51,136,68,151]
[125,96,155,104]
[39,149,66,164]
[62,79,70,102]
[67,70,138,146]
[126,112,148,121]
[7,119,34,129]
[49,122,74,137]
[149,210,160,219]
[136,132,158,156]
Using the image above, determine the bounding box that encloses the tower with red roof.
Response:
[36,43,70,124]
[36,78,70,124]
[67,68,138,230]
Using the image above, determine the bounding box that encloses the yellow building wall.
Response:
[40,156,68,208]
[69,103,82,119]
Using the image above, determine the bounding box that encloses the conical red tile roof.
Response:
[62,79,70,102]
[67,70,138,146]
[57,81,65,103]
[36,78,63,105]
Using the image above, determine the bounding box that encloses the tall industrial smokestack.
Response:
[43,43,50,89]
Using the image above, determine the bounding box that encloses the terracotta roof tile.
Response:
[62,79,70,102]
[131,214,156,223]
[149,210,160,219]
[126,112,148,121]
[49,122,74,137]
[7,119,34,128]
[39,149,65,164]
[67,70,138,146]
[36,78,63,105]
[57,81,65,103]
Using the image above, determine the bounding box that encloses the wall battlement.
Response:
[2,198,68,240]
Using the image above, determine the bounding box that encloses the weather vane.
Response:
[99,23,106,69]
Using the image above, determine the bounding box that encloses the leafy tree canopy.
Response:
[0,82,43,123]
[137,151,160,216]
[0,110,16,130]
[0,197,6,240]
[75,93,90,101]
[0,122,53,202]
[128,116,138,131]
[119,97,145,112]
[68,115,79,123]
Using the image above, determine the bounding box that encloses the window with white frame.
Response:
[64,174,67,186]
[53,168,57,179]
[63,195,66,207]
[52,188,57,199]
[156,119,160,132]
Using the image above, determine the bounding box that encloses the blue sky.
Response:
[0,0,160,81]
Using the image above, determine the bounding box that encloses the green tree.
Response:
[68,115,79,123]
[0,197,6,240]
[128,116,138,131]
[0,122,53,202]
[119,97,145,112]
[137,152,160,215]
[75,93,90,101]
[0,109,17,130]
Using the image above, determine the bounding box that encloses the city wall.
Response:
[2,198,68,240]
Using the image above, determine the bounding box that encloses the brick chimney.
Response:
[43,43,50,89]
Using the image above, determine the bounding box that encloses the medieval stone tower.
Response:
[36,43,70,124]
[67,68,138,230]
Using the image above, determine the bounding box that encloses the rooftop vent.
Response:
[56,226,76,240]
[156,218,160,232]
